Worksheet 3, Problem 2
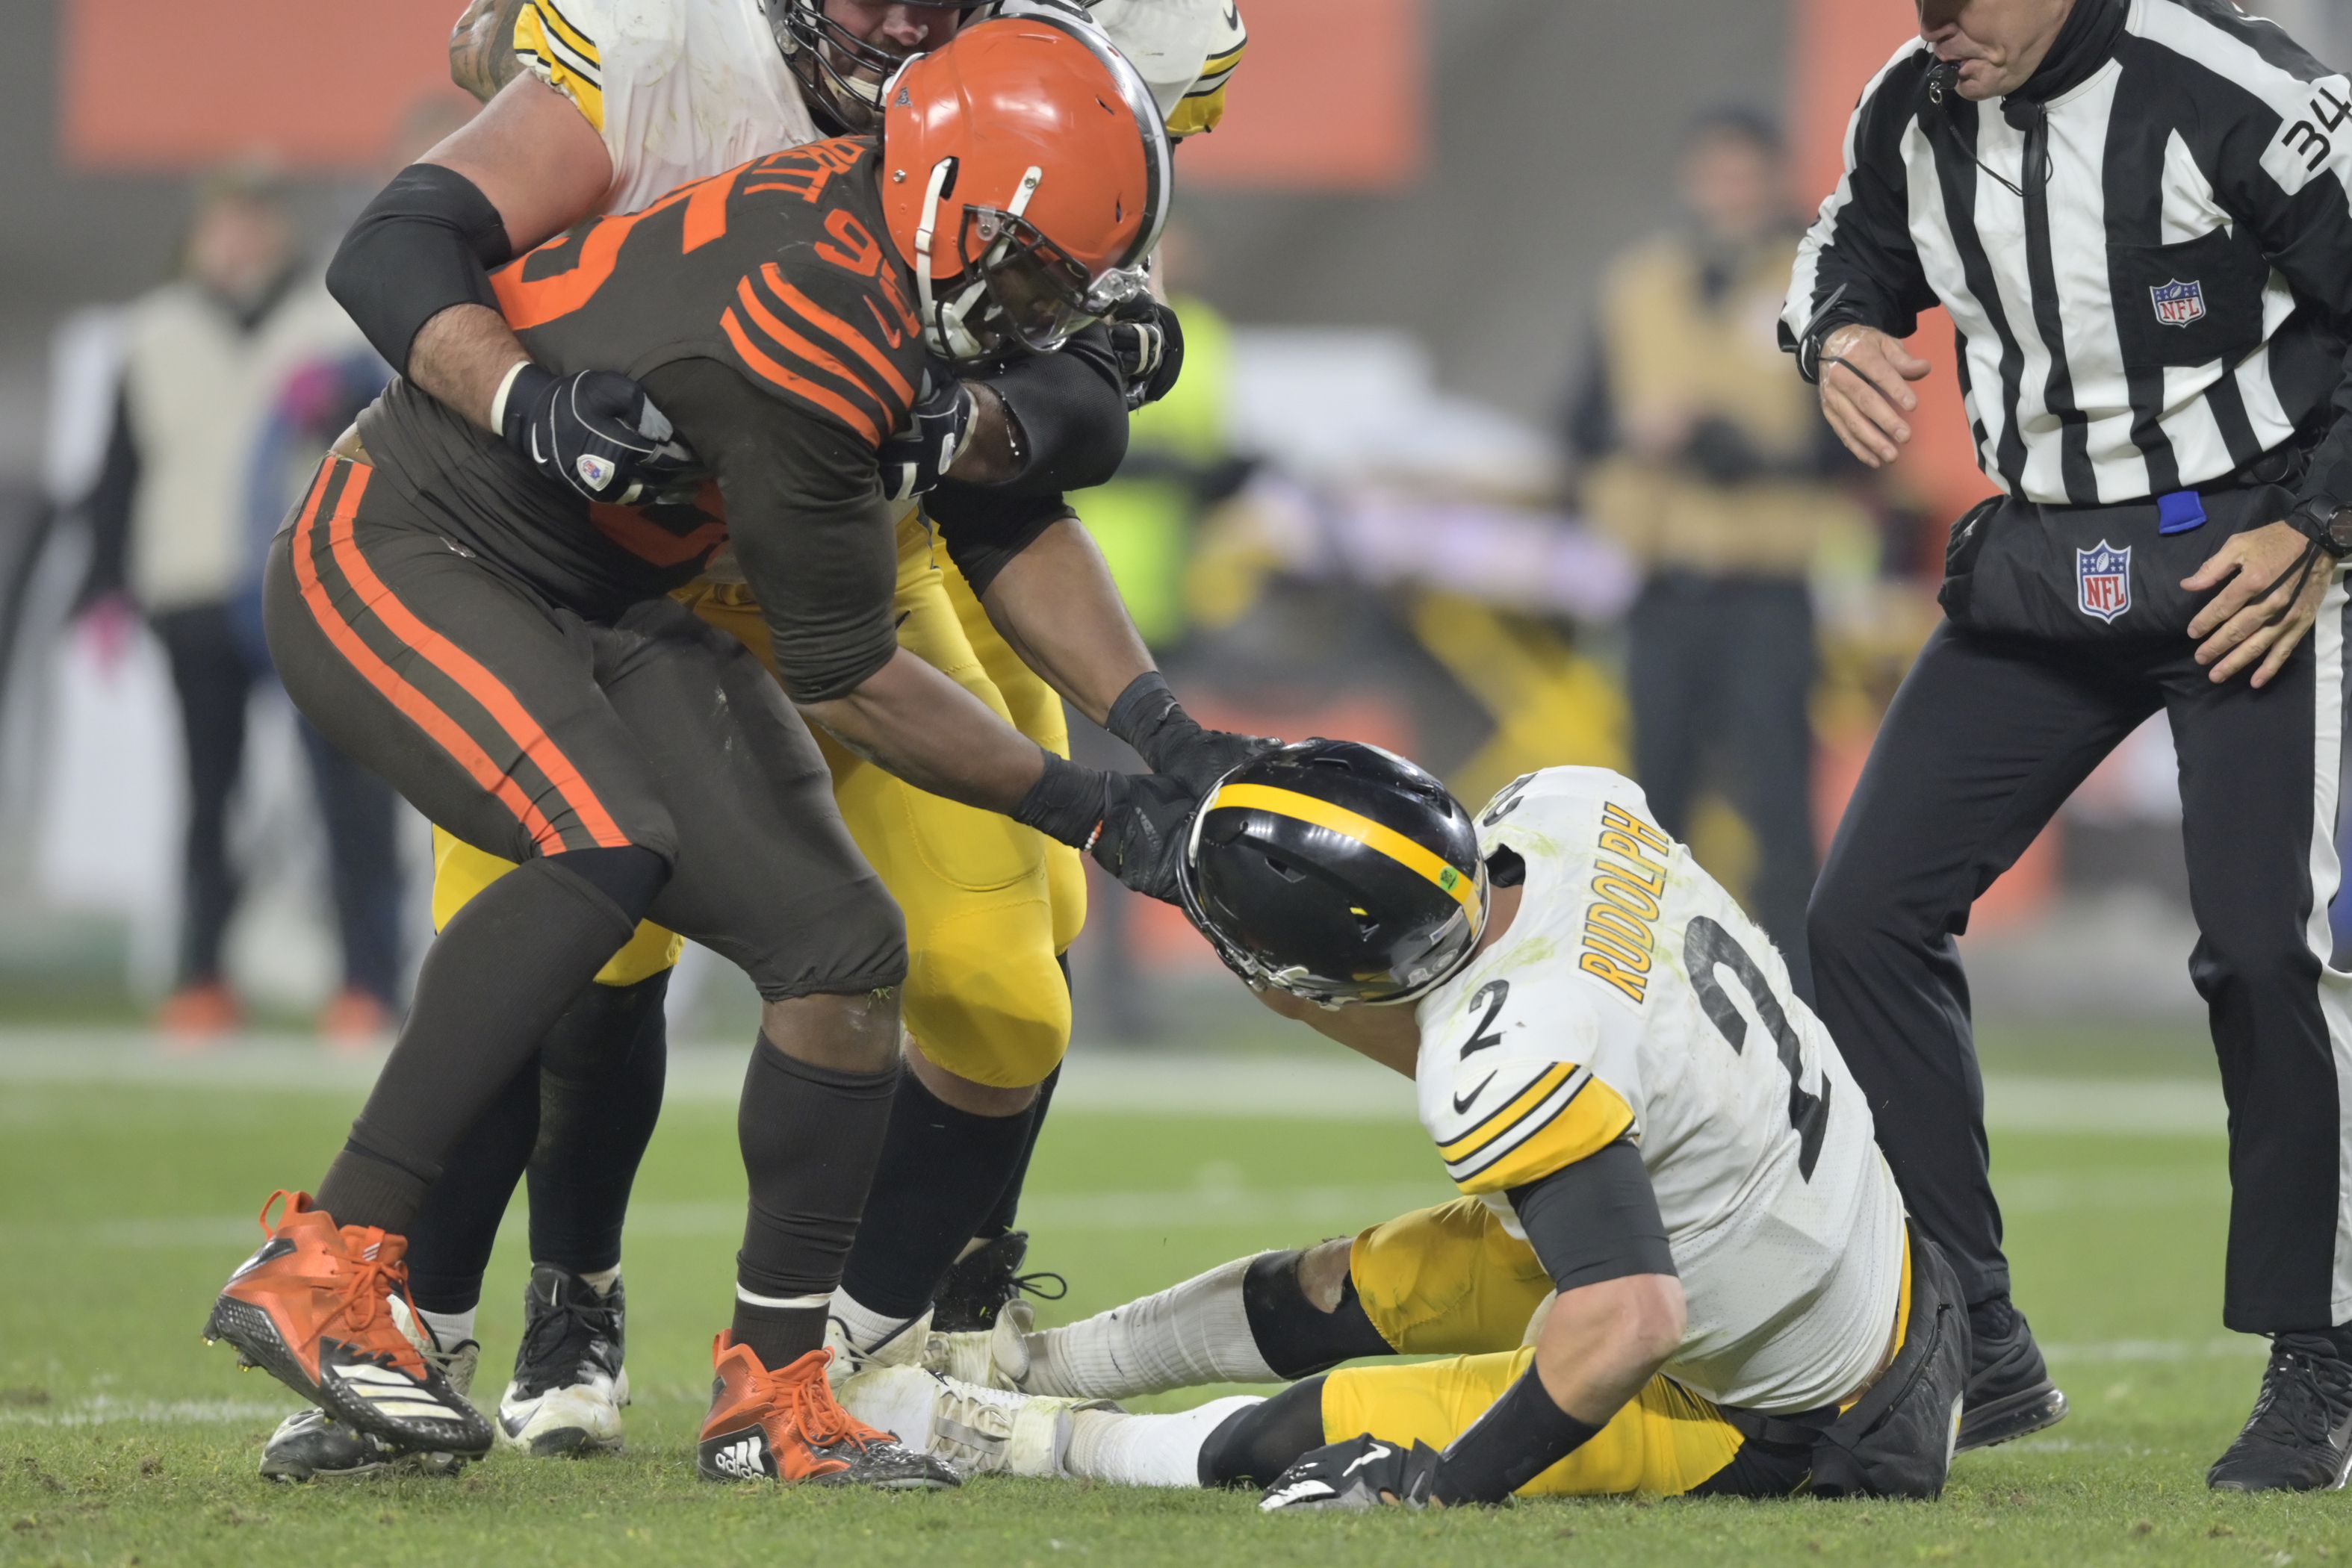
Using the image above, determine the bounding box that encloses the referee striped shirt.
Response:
[1782,0,2352,511]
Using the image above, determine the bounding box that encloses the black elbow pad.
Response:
[327,164,515,376]
[982,326,1130,495]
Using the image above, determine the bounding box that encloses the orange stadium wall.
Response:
[1793,0,1996,531]
[59,0,1427,187]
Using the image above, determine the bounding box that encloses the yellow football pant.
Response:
[1337,1199,1914,1498]
[427,512,1078,1089]
[1338,1198,1743,1497]
[1322,1347,1748,1499]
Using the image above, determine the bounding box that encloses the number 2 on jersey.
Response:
[1684,916,1831,1180]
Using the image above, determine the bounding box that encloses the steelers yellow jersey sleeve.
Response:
[1168,18,1245,138]
[1436,1060,1637,1196]
[512,0,606,133]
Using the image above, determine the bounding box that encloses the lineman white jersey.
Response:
[1412,766,1905,1415]
[512,0,823,214]
[510,0,1248,218]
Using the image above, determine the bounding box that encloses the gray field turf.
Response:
[4,1022,2348,1566]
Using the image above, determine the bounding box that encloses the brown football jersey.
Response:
[357,137,925,621]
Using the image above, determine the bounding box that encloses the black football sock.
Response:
[839,1065,1035,1319]
[526,971,671,1277]
[1197,1375,1331,1488]
[324,850,657,1233]
[974,1061,1061,1244]
[733,1037,898,1368]
[402,1048,541,1314]
[971,953,1070,1244]
[316,1140,432,1235]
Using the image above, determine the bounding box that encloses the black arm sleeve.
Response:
[924,486,1073,597]
[75,379,138,609]
[924,325,1126,592]
[973,323,1130,495]
[325,164,515,376]
[1505,1137,1677,1294]
[639,359,898,702]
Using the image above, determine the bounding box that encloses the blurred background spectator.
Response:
[0,0,2344,1040]
[63,167,405,1045]
[1566,108,1874,977]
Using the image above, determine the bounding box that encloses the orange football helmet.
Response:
[878,14,1171,364]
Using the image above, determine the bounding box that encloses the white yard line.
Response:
[0,1033,2230,1133]
[0,1396,290,1428]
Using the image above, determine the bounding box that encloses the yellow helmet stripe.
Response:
[1208,783,1480,913]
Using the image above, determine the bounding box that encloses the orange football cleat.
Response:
[203,1191,490,1456]
[158,982,241,1045]
[316,988,394,1054]
[696,1334,957,1489]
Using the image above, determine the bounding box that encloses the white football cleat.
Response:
[922,1298,1033,1390]
[833,1361,1112,1478]
[825,1304,934,1381]
[496,1265,627,1457]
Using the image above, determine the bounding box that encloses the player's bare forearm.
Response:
[1532,1273,1684,1426]
[799,647,1049,815]
[407,303,530,432]
[946,384,1023,486]
[978,517,1155,727]
[450,0,529,102]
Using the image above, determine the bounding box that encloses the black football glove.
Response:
[500,364,694,505]
[1013,752,1197,904]
[1106,298,1185,411]
[1259,1436,1446,1513]
[1090,771,1197,903]
[1105,672,1281,794]
[878,360,977,503]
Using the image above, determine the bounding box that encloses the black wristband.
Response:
[1435,1369,1604,1506]
[1105,671,1183,754]
[326,164,514,376]
[1011,750,1112,848]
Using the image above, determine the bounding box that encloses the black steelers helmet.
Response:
[1176,739,1488,1007]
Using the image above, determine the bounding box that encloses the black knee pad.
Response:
[1241,1251,1396,1381]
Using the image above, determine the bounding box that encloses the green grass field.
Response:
[3,1021,2348,1567]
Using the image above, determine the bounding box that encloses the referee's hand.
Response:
[1816,325,1932,467]
[2185,520,2336,688]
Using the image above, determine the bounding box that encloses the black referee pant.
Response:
[1808,579,2352,1335]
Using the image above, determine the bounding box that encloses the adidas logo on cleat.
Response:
[707,1432,769,1480]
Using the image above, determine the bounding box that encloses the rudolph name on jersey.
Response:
[1415,767,1908,1414]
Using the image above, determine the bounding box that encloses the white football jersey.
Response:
[1412,766,1905,1414]
[512,0,1249,219]
[512,0,823,214]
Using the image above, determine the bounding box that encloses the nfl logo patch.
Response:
[2077,541,2132,623]
[2150,279,2206,329]
[576,453,616,492]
